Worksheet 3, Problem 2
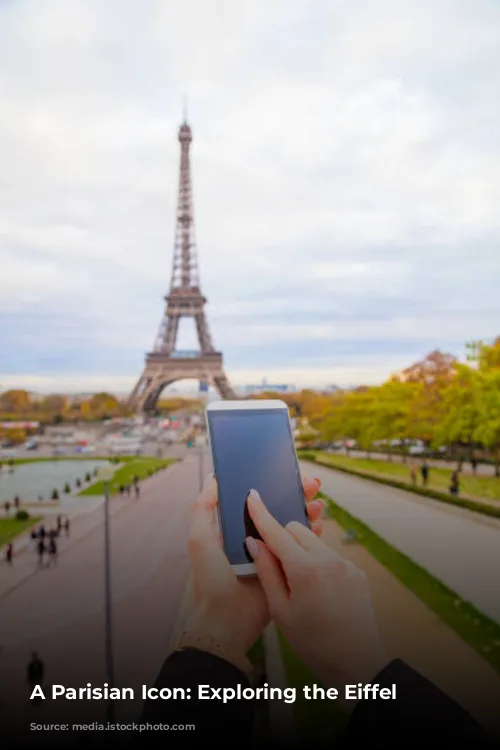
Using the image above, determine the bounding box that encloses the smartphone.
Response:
[205,399,309,577]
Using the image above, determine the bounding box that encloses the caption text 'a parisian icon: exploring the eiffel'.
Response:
[128,118,236,413]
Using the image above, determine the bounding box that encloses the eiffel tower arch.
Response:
[128,117,236,413]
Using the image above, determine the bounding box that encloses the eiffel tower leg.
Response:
[128,371,152,411]
[195,311,214,353]
[213,372,236,399]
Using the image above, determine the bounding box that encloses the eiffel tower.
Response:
[128,117,236,413]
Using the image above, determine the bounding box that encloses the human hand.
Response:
[245,490,387,693]
[184,475,324,664]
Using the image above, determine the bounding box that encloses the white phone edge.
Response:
[205,399,289,578]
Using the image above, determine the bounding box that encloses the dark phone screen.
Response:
[207,407,308,566]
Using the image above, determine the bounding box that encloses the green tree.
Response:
[371,380,417,461]
[433,364,481,461]
[474,370,500,477]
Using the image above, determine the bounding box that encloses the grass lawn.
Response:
[320,491,500,674]
[79,458,176,496]
[315,453,500,502]
[0,517,41,547]
[9,455,140,465]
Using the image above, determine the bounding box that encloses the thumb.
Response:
[246,537,288,617]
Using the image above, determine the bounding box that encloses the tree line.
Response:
[249,338,500,475]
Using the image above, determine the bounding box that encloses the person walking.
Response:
[47,537,58,567]
[409,460,417,485]
[135,483,140,500]
[14,495,20,510]
[420,461,429,488]
[37,538,45,568]
[27,652,45,704]
[471,457,477,475]
[30,528,38,551]
[5,543,13,565]
[449,469,460,496]
[56,514,62,534]
[64,518,70,537]
[4,501,10,516]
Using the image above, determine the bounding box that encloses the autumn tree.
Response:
[4,428,27,445]
[0,389,31,413]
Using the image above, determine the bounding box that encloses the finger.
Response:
[246,489,305,565]
[286,520,327,551]
[302,475,320,502]
[189,478,228,575]
[189,475,217,524]
[306,499,324,524]
[311,519,322,536]
[246,538,288,617]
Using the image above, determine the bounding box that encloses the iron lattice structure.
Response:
[128,119,235,413]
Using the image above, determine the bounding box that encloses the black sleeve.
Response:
[140,648,255,745]
[341,659,495,749]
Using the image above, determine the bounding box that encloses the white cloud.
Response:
[1,0,499,393]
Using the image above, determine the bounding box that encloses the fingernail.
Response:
[248,488,261,504]
[245,537,259,559]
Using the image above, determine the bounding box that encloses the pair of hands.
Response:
[186,475,386,693]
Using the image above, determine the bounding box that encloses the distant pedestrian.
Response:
[14,496,20,510]
[30,528,38,551]
[47,538,58,567]
[420,462,429,488]
[471,457,477,475]
[64,518,70,537]
[4,501,10,516]
[119,485,124,495]
[38,525,46,540]
[27,652,45,703]
[409,461,417,486]
[37,539,45,567]
[449,470,460,496]
[126,484,131,496]
[135,483,140,499]
[5,543,13,565]
[56,515,62,532]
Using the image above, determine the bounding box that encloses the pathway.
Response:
[0,452,211,745]
[303,461,500,622]
[320,519,500,738]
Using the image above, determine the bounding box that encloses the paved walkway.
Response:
[321,519,500,737]
[0,453,211,744]
[315,455,500,508]
[304,461,500,623]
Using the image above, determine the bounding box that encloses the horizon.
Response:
[1,1,499,395]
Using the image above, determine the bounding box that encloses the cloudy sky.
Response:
[1,0,499,394]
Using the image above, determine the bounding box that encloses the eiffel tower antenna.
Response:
[182,93,188,123]
[128,117,236,413]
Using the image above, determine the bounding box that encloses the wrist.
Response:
[176,630,253,675]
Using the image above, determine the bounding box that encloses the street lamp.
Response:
[97,463,115,722]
